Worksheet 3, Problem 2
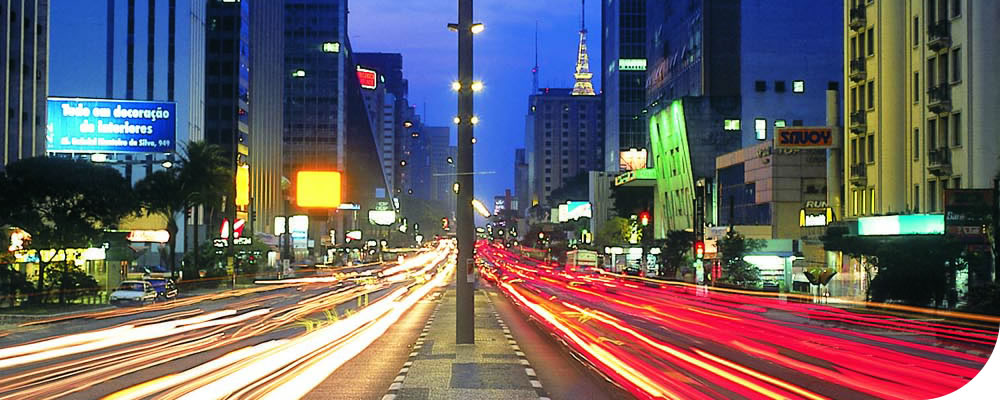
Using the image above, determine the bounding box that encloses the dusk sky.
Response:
[342,0,603,200]
[49,0,602,201]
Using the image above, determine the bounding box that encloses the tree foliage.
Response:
[0,157,138,302]
[718,230,764,287]
[594,217,630,248]
[824,228,967,306]
[135,169,188,277]
[659,230,694,278]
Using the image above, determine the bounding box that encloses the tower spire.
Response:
[571,0,595,96]
[532,21,539,94]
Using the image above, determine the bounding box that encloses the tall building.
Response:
[514,148,528,213]
[2,0,48,167]
[844,0,1000,218]
[571,0,596,97]
[357,63,395,194]
[640,0,842,235]
[527,88,604,205]
[204,0,284,235]
[601,0,646,172]
[48,0,207,256]
[355,52,409,197]
[283,0,346,176]
[410,125,451,207]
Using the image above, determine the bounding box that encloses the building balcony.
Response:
[927,84,952,114]
[927,21,951,51]
[848,58,866,82]
[849,164,867,187]
[849,7,866,31]
[927,148,952,176]
[849,111,866,135]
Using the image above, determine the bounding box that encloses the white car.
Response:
[109,281,158,306]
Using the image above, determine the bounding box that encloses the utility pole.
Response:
[453,0,476,344]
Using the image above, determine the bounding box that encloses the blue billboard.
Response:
[46,98,177,154]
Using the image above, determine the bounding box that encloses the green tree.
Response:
[177,142,232,269]
[0,157,138,303]
[594,217,630,248]
[867,237,965,307]
[718,230,765,288]
[660,230,694,278]
[0,264,30,307]
[135,169,188,278]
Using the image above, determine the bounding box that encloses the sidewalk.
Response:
[382,285,550,400]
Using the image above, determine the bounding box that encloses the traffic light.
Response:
[639,211,651,227]
[538,232,545,240]
[694,240,705,259]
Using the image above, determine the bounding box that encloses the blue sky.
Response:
[49,0,603,202]
[348,0,603,200]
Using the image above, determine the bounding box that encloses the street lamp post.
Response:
[452,0,477,345]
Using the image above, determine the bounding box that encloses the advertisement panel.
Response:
[357,67,377,90]
[619,148,647,171]
[944,189,993,244]
[47,97,176,153]
[296,171,342,209]
[775,127,836,149]
[558,201,593,222]
[368,210,397,226]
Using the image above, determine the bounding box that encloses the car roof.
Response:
[121,280,149,284]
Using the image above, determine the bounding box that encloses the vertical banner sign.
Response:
[47,98,177,153]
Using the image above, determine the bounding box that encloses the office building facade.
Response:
[2,0,48,167]
[844,0,1000,218]
[601,0,646,172]
[527,88,604,205]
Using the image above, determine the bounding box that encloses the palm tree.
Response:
[135,170,188,277]
[177,141,232,270]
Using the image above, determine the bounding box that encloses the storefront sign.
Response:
[47,98,176,153]
[857,214,944,236]
[127,230,170,243]
[775,127,835,149]
[945,189,993,244]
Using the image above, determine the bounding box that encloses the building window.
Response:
[867,134,875,162]
[754,118,766,140]
[792,119,803,126]
[754,80,767,92]
[724,119,741,131]
[861,189,868,215]
[928,118,937,149]
[867,81,875,109]
[913,128,920,160]
[951,48,961,82]
[859,136,866,163]
[952,0,961,17]
[940,116,950,147]
[851,138,858,163]
[870,188,877,214]
[792,80,805,93]
[928,181,937,211]
[774,81,786,93]
[858,86,866,112]
[867,27,874,56]
[913,16,920,45]
[952,113,961,146]
[914,185,921,212]
[914,72,920,103]
[774,119,786,128]
[858,30,865,57]
[853,190,859,216]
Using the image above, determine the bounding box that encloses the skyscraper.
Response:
[283,0,346,176]
[601,0,647,172]
[527,88,604,205]
[843,0,1000,218]
[2,0,48,167]
[205,0,284,235]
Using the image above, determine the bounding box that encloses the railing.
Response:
[849,7,866,31]
[927,20,951,51]
[849,111,866,134]
[927,148,951,176]
[849,58,866,82]
[927,84,952,113]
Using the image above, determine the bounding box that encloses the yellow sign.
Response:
[296,171,342,209]
[236,165,250,206]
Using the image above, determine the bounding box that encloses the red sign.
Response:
[357,67,377,90]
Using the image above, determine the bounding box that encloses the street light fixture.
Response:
[403,121,413,128]
[470,116,480,125]
[161,161,173,169]
[451,81,462,91]
[471,23,485,34]
[471,81,484,92]
[453,116,461,124]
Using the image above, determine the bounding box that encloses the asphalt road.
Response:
[479,244,1000,400]
[0,243,456,400]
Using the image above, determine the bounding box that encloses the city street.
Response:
[478,243,1000,399]
[0,242,456,399]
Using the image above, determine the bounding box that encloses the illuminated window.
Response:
[322,42,340,53]
[774,119,786,128]
[754,118,766,140]
[724,119,740,131]
[792,80,805,93]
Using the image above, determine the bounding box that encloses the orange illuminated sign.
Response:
[296,171,342,209]
[236,165,250,206]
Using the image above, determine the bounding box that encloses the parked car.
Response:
[109,281,158,306]
[144,278,178,301]
[623,266,645,277]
